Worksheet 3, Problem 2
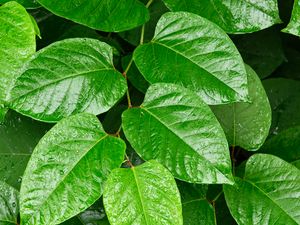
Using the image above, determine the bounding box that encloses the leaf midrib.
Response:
[22,134,109,224]
[141,107,231,182]
[243,179,298,223]
[131,167,150,225]
[151,41,241,97]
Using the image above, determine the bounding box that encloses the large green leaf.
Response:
[282,0,300,37]
[36,0,149,32]
[0,0,39,8]
[260,125,300,163]
[0,181,19,225]
[231,27,285,79]
[20,113,126,225]
[224,154,300,225]
[0,1,36,107]
[0,111,51,190]
[162,0,281,33]
[103,160,182,225]
[211,65,271,151]
[122,83,233,184]
[177,182,215,225]
[134,12,248,105]
[9,38,127,122]
[263,78,300,136]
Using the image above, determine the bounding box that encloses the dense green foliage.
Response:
[0,0,300,224]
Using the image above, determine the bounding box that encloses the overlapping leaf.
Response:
[211,65,271,151]
[162,0,281,33]
[0,2,36,107]
[134,12,248,104]
[0,181,19,225]
[20,113,126,225]
[224,154,300,225]
[122,83,233,184]
[36,0,149,32]
[9,38,127,122]
[103,160,182,225]
[0,0,39,8]
[283,0,300,37]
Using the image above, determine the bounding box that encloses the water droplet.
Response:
[12,202,16,207]
[59,170,64,175]
[17,177,22,183]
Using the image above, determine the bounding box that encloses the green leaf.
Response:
[20,113,126,225]
[177,182,215,225]
[0,181,19,225]
[224,154,300,225]
[282,0,300,37]
[36,0,149,32]
[231,27,285,79]
[122,83,233,184]
[121,55,149,93]
[0,111,51,190]
[260,125,300,163]
[211,65,271,151]
[9,38,127,122]
[263,78,300,136]
[162,0,281,33]
[0,0,39,9]
[119,0,169,46]
[0,1,36,109]
[133,12,248,105]
[103,160,183,225]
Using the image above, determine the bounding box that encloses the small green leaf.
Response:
[9,38,127,122]
[177,182,215,225]
[162,0,281,33]
[211,65,271,151]
[20,113,126,225]
[282,0,300,37]
[260,125,300,163]
[122,83,233,184]
[0,1,36,110]
[224,154,300,225]
[0,111,51,190]
[36,0,149,32]
[103,160,183,225]
[134,12,248,105]
[0,181,19,225]
[263,78,300,136]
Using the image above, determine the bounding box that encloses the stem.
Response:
[122,57,134,108]
[231,145,236,176]
[146,0,154,8]
[140,25,145,45]
[212,190,223,202]
[125,154,134,168]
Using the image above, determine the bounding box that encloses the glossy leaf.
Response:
[134,12,248,105]
[103,160,183,225]
[0,111,51,190]
[9,38,127,122]
[260,125,300,163]
[282,0,300,37]
[122,83,233,184]
[36,0,149,32]
[211,65,271,151]
[162,0,281,33]
[263,78,300,136]
[0,1,36,106]
[224,154,300,225]
[177,182,215,225]
[232,27,285,79]
[20,113,126,225]
[0,0,39,8]
[0,181,19,225]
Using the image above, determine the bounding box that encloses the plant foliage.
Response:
[0,0,300,225]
